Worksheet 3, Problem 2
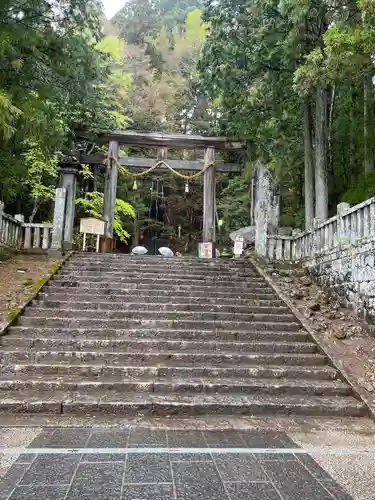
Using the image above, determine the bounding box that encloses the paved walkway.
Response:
[1,419,374,500]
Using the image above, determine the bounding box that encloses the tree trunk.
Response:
[328,84,336,172]
[364,74,373,174]
[304,100,314,230]
[29,199,39,223]
[315,84,329,221]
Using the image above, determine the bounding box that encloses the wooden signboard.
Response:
[80,217,105,236]
[79,217,106,252]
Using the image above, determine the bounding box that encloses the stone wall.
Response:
[307,240,375,323]
[259,195,375,324]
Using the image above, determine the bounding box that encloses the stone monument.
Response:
[250,160,280,257]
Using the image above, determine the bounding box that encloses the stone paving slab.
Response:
[0,427,359,500]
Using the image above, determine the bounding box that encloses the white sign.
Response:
[80,217,105,236]
[199,242,213,259]
[234,236,244,256]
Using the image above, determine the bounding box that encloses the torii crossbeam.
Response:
[51,130,246,255]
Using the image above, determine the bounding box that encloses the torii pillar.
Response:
[203,147,216,248]
[102,140,119,252]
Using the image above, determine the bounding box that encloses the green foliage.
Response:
[342,172,375,205]
[76,192,135,242]
[22,140,60,205]
[0,0,124,219]
[114,0,204,44]
[217,176,250,233]
[199,0,375,226]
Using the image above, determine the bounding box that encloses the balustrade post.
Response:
[42,226,50,250]
[14,215,24,249]
[33,226,41,249]
[337,202,350,247]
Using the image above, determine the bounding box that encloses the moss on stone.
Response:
[7,306,23,322]
[32,276,50,294]
[48,263,61,275]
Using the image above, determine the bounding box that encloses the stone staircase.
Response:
[0,253,367,416]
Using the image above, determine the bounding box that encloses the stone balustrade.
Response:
[0,212,23,249]
[0,202,53,252]
[264,197,375,261]
[23,223,53,252]
[260,195,375,323]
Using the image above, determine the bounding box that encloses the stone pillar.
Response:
[337,202,350,246]
[49,188,67,257]
[252,161,280,258]
[103,140,119,240]
[61,163,78,250]
[203,147,216,243]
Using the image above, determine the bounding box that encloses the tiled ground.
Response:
[0,428,354,500]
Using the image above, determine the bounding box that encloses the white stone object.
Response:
[132,246,148,255]
[198,242,213,258]
[158,247,174,258]
[215,248,221,258]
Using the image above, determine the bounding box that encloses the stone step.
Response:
[0,252,364,419]
[43,287,277,300]
[63,265,260,276]
[70,255,251,266]
[0,349,327,366]
[0,391,366,417]
[59,271,265,283]
[39,293,286,307]
[24,308,297,323]
[35,300,291,315]
[18,317,301,331]
[1,337,316,354]
[0,376,350,396]
[0,362,339,380]
[7,327,309,343]
[51,276,272,289]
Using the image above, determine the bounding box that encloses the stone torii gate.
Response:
[50,131,244,255]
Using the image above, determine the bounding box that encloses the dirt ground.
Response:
[0,253,62,325]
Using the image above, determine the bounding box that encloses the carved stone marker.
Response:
[250,161,280,257]
[49,188,67,257]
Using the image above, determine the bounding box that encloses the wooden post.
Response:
[203,147,216,243]
[103,141,119,250]
[157,147,168,162]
